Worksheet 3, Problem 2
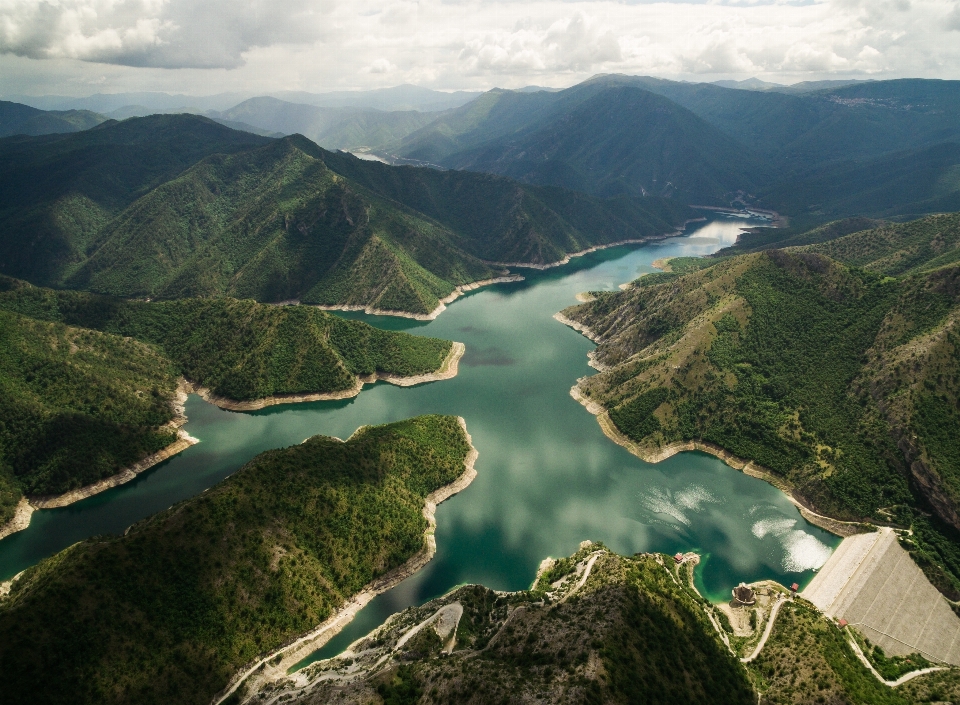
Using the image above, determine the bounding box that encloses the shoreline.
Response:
[0,382,199,539]
[568,383,866,538]
[186,341,466,412]
[690,205,787,228]
[481,220,705,271]
[212,416,479,705]
[0,342,465,539]
[315,277,524,321]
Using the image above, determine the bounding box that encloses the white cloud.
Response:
[0,0,323,68]
[0,0,958,93]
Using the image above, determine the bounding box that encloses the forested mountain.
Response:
[0,416,474,705]
[254,544,956,705]
[211,97,438,150]
[0,115,693,315]
[259,546,756,705]
[383,76,960,216]
[0,100,106,138]
[0,308,181,522]
[0,115,272,286]
[0,276,458,523]
[392,81,765,203]
[560,213,960,598]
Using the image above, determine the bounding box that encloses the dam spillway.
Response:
[802,527,960,665]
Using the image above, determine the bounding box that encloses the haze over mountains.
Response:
[7,75,960,223]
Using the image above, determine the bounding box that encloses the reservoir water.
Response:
[0,217,839,664]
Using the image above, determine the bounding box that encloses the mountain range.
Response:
[561,213,960,598]
[0,114,693,316]
[7,76,960,222]
[380,75,960,216]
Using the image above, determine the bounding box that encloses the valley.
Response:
[2,73,960,705]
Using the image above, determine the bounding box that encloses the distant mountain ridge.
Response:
[0,114,693,316]
[209,96,438,151]
[381,75,960,217]
[0,100,106,137]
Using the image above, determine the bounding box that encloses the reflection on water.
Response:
[0,217,838,667]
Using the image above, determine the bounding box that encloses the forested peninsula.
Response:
[0,277,460,528]
[560,213,960,598]
[0,415,476,705]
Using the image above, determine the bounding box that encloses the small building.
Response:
[838,619,848,628]
[790,583,800,593]
[732,583,756,606]
[674,553,684,564]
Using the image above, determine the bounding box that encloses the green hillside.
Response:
[0,415,473,705]
[796,212,960,275]
[64,134,493,313]
[584,75,960,174]
[389,76,960,217]
[438,85,766,203]
[759,141,960,220]
[391,88,561,164]
[0,115,272,286]
[714,217,884,257]
[746,598,959,704]
[0,309,180,522]
[562,249,960,595]
[0,277,455,402]
[319,150,694,264]
[257,546,755,705]
[0,100,106,138]
[0,115,693,314]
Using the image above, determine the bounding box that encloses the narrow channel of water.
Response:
[0,217,839,666]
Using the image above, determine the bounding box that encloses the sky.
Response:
[1,0,959,96]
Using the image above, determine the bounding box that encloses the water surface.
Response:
[0,217,838,665]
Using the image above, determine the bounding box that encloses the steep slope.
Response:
[0,115,272,286]
[319,150,694,264]
[560,249,960,595]
[714,217,885,258]
[449,85,764,203]
[392,88,563,164]
[392,75,960,215]
[0,277,457,404]
[796,212,960,275]
[214,97,437,150]
[0,416,474,705]
[65,134,495,313]
[759,141,960,219]
[394,83,764,203]
[0,309,181,523]
[253,546,754,705]
[603,75,960,173]
[1,114,692,316]
[0,100,106,137]
[0,277,459,522]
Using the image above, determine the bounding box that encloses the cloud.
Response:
[948,3,960,30]
[1,0,959,92]
[458,13,622,75]
[0,0,324,68]
[364,58,396,74]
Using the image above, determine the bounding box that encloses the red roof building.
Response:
[674,553,684,563]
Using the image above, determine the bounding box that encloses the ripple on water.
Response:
[640,484,721,527]
[751,517,833,572]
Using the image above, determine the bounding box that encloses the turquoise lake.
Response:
[0,216,839,665]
